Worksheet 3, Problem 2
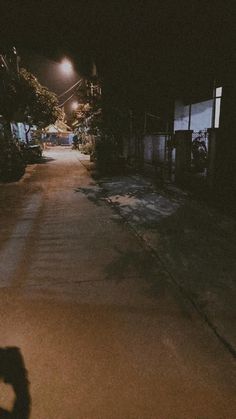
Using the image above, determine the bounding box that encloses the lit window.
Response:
[213,86,222,128]
[215,87,222,97]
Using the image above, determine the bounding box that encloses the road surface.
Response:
[0,147,235,418]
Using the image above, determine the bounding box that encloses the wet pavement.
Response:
[0,147,235,418]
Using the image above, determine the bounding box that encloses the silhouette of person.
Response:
[0,347,31,418]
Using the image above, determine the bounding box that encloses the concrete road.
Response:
[0,147,235,418]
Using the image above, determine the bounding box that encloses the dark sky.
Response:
[0,0,235,111]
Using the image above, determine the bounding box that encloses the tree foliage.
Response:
[0,67,62,126]
[18,68,62,127]
[0,69,18,123]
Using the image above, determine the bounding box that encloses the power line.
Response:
[58,79,83,98]
[59,91,77,107]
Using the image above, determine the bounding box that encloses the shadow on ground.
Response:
[91,173,236,354]
[74,185,106,206]
[38,157,56,164]
[104,247,158,282]
[0,347,31,418]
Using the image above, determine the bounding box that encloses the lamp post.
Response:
[57,58,83,109]
[57,57,101,120]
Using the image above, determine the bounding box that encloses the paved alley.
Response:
[0,147,235,418]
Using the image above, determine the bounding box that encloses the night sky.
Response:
[0,0,235,112]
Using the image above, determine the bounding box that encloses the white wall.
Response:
[11,123,36,142]
[18,123,27,140]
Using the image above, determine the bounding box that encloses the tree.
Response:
[0,61,62,180]
[18,68,63,128]
[0,67,62,137]
[0,67,19,134]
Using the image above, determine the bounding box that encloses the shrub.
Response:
[0,133,26,182]
[80,142,94,155]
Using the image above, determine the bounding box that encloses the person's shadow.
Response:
[0,347,31,418]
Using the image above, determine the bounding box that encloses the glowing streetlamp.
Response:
[71,101,79,110]
[60,58,73,75]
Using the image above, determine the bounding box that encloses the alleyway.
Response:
[0,147,235,418]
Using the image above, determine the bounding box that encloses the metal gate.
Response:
[143,133,174,181]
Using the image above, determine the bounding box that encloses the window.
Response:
[213,86,222,128]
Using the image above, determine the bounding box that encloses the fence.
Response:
[143,133,173,180]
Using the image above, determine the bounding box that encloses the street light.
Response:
[57,58,83,109]
[60,58,73,76]
[71,101,79,110]
[57,57,101,111]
